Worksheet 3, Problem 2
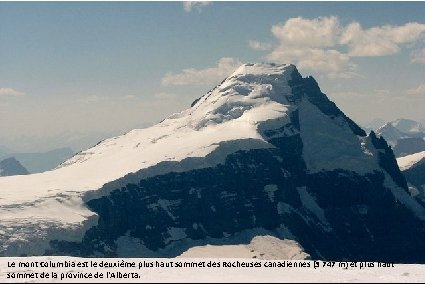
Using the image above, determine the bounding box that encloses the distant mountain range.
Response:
[375,119,425,157]
[0,147,74,173]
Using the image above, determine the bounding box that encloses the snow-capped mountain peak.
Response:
[57,63,300,175]
[376,119,425,146]
[1,63,425,261]
[391,119,425,134]
[172,63,297,129]
[376,123,408,146]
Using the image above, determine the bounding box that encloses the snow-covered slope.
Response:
[376,123,410,146]
[397,151,425,171]
[0,64,298,255]
[1,63,425,262]
[0,64,293,235]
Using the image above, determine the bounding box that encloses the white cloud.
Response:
[183,1,211,12]
[248,40,273,51]
[161,57,242,86]
[154,92,177,100]
[406,83,425,96]
[341,22,425,56]
[271,16,341,48]
[0,88,25,97]
[411,48,425,64]
[267,47,357,78]
[262,16,354,78]
[251,16,425,78]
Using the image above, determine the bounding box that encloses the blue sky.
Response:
[1,2,425,152]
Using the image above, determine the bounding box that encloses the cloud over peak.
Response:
[341,22,425,56]
[271,16,341,48]
[161,57,242,86]
[250,16,425,78]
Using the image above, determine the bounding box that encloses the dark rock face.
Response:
[50,141,425,262]
[370,131,408,189]
[300,76,366,137]
[0,157,29,176]
[404,160,425,190]
[49,68,425,263]
[403,158,425,205]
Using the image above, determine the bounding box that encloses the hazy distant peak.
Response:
[0,157,29,176]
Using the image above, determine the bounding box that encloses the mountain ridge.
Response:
[376,119,425,157]
[1,63,425,262]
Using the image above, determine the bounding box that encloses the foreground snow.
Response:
[1,237,422,283]
[179,235,309,260]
